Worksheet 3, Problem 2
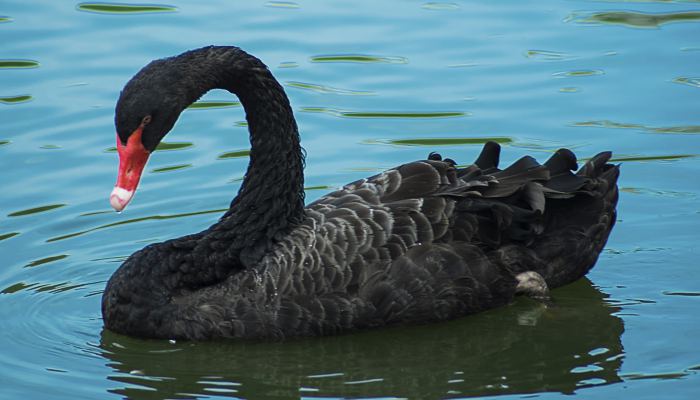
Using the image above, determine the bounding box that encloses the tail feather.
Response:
[474,141,501,173]
[459,143,620,289]
[534,154,620,288]
[482,156,549,198]
[544,148,578,172]
[578,151,613,177]
[542,149,588,195]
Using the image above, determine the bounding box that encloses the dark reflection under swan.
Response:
[99,278,624,399]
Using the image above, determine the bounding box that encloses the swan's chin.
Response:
[110,187,134,212]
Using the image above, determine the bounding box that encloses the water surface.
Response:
[1,0,699,399]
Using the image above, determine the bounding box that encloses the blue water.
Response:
[1,0,699,399]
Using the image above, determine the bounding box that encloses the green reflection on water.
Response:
[553,70,604,77]
[447,62,479,68]
[8,204,66,217]
[559,87,580,93]
[367,137,513,146]
[621,187,696,198]
[104,141,193,153]
[265,1,300,9]
[673,77,700,88]
[76,2,178,14]
[610,154,696,162]
[286,81,374,96]
[151,164,192,173]
[156,142,193,151]
[421,2,460,10]
[570,10,700,27]
[304,185,334,191]
[573,120,700,135]
[652,126,700,134]
[0,232,19,241]
[0,95,32,104]
[310,54,408,64]
[188,101,240,109]
[98,279,624,399]
[80,210,114,217]
[302,107,467,118]
[1,280,90,295]
[0,60,39,69]
[278,61,299,68]
[218,149,250,159]
[526,49,572,61]
[25,254,69,268]
[0,16,12,23]
[0,140,10,146]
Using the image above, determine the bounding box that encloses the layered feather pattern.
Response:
[128,143,619,340]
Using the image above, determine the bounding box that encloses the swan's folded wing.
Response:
[306,141,614,260]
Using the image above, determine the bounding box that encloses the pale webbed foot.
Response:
[515,271,551,303]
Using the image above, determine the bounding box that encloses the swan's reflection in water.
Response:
[99,278,624,399]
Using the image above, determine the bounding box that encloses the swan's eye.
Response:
[141,115,152,126]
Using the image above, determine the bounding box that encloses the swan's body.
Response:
[102,46,619,340]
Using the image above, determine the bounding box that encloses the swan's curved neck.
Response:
[103,47,305,336]
[169,47,305,268]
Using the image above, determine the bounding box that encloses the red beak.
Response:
[110,128,150,212]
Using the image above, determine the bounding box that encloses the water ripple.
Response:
[573,120,700,134]
[76,2,178,14]
[365,137,513,146]
[188,101,240,109]
[105,141,193,152]
[151,164,192,173]
[45,208,227,243]
[621,187,696,198]
[265,1,300,9]
[301,107,467,119]
[663,291,700,297]
[8,204,66,217]
[559,87,581,93]
[0,95,33,104]
[568,10,700,28]
[25,254,70,268]
[673,77,700,88]
[218,149,250,159]
[553,69,604,77]
[310,54,408,64]
[0,60,39,69]
[286,81,374,96]
[610,154,696,162]
[155,142,194,151]
[1,280,92,295]
[305,185,335,191]
[526,49,574,61]
[278,61,299,68]
[421,2,460,10]
[0,232,20,241]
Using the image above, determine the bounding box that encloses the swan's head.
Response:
[111,61,186,212]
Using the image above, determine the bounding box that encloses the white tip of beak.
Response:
[110,187,134,212]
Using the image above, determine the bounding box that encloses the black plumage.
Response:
[102,46,620,340]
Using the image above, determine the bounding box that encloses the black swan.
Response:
[102,46,619,340]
